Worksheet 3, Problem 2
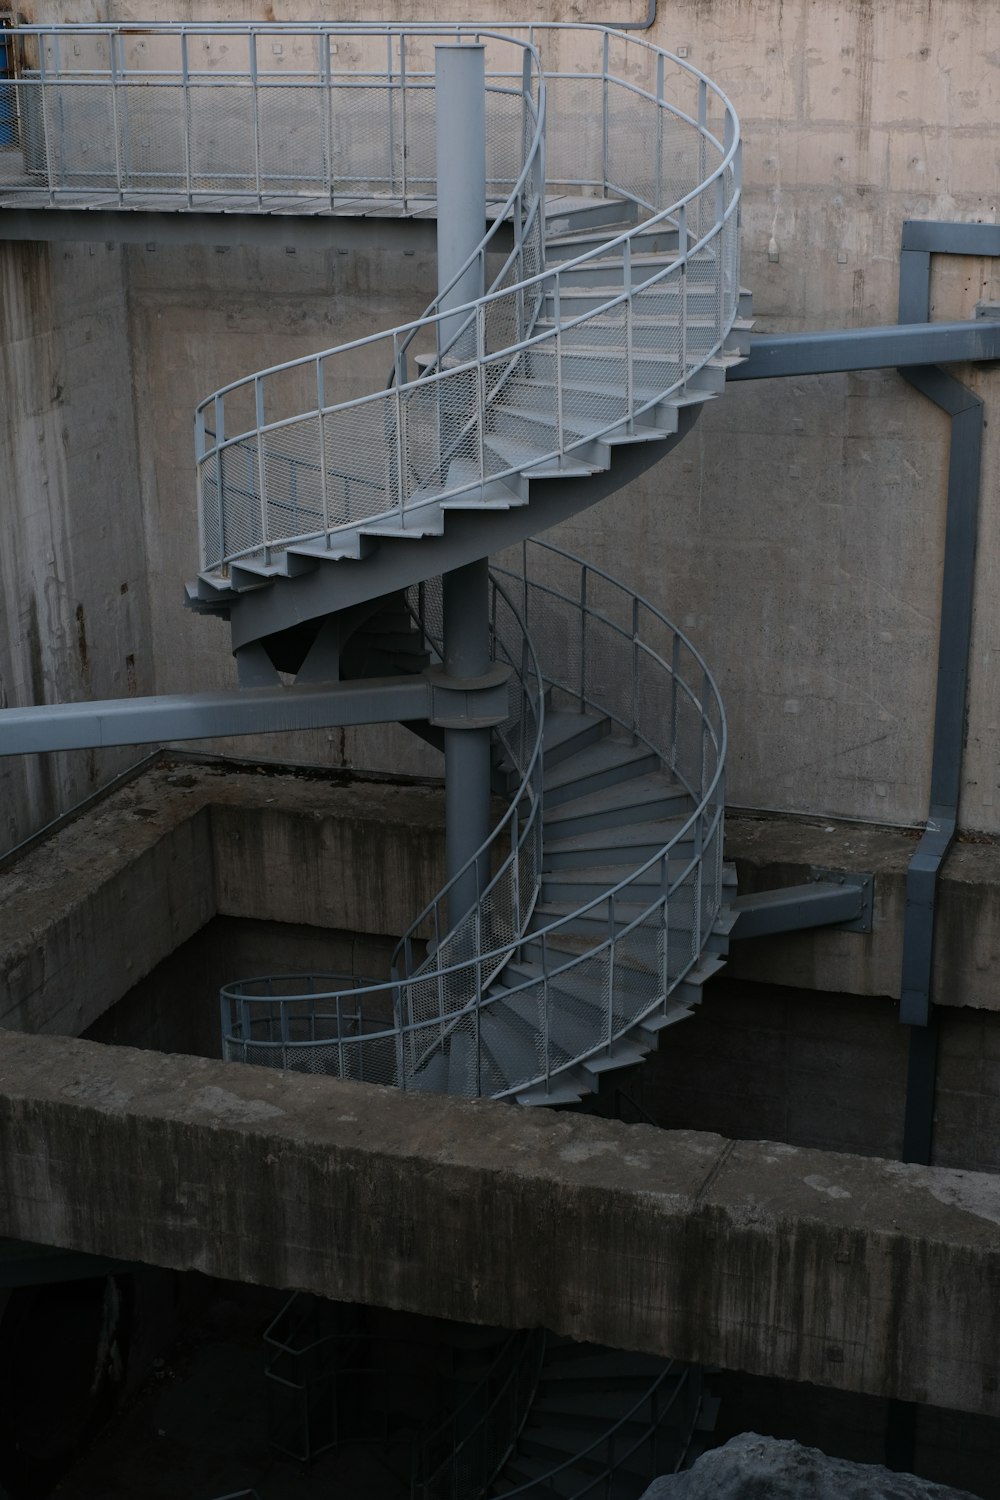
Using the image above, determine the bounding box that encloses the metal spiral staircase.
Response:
[0,20,742,1499]
[157,21,744,1109]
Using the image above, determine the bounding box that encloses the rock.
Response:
[640,1434,981,1500]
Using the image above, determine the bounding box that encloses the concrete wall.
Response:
[6,1030,1000,1420]
[6,0,1000,839]
[0,240,153,851]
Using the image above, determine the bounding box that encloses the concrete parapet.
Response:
[0,1029,998,1420]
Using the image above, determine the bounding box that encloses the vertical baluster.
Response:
[110,30,124,204]
[255,375,269,562]
[214,393,226,568]
[181,30,193,207]
[250,30,262,205]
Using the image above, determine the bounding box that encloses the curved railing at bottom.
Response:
[219,541,726,1101]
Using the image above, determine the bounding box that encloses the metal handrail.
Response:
[498,1358,698,1498]
[411,1328,546,1500]
[221,540,727,1099]
[186,23,740,573]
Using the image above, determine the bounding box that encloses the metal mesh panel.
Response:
[218,441,263,557]
[262,419,324,546]
[42,84,116,189]
[117,85,185,192]
[606,84,658,207]
[541,75,603,188]
[258,85,326,192]
[322,395,399,526]
[187,84,255,194]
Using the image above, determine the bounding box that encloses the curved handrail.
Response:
[188,24,740,572]
[497,1357,703,1498]
[221,540,727,1100]
[412,1328,546,1500]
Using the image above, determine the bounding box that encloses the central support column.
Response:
[443,558,493,927]
[436,43,491,931]
[435,43,486,363]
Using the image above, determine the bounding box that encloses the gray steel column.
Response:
[436,43,493,932]
[443,558,493,930]
[435,42,486,362]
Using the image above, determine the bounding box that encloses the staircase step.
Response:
[541,816,693,869]
[485,432,604,479]
[539,860,685,904]
[541,709,613,767]
[544,739,659,806]
[545,195,639,236]
[540,1348,671,1379]
[543,774,691,836]
[487,986,599,1069]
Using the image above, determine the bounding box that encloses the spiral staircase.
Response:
[0,19,743,1499]
[160,21,746,1110]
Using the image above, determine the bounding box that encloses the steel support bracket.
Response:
[730,869,873,941]
[426,663,512,730]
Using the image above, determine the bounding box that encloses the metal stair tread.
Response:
[541,816,692,863]
[543,772,691,830]
[543,736,658,794]
[541,708,613,763]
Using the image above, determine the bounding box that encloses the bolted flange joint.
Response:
[425,663,512,730]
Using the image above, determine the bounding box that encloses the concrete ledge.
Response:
[2,1029,999,1419]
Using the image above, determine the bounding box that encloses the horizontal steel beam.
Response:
[730,875,873,940]
[0,206,450,253]
[901,220,1000,257]
[1,669,512,755]
[1,677,431,755]
[728,320,1000,381]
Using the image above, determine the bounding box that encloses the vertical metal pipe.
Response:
[435,42,485,363]
[443,556,492,929]
[434,41,491,937]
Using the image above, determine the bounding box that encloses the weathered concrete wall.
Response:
[614,975,1000,1177]
[0,240,153,852]
[83,915,399,1059]
[3,1029,1000,1419]
[0,761,446,1038]
[124,236,444,779]
[8,0,1000,835]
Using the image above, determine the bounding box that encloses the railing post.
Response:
[660,852,670,1000]
[697,78,707,236]
[250,29,262,205]
[607,890,616,1048]
[579,563,587,709]
[601,29,610,194]
[316,355,330,536]
[254,376,269,562]
[655,50,664,207]
[553,269,564,454]
[110,31,124,203]
[180,31,193,207]
[624,235,634,429]
[631,594,640,740]
[324,30,335,206]
[399,32,408,210]
[38,31,54,203]
[214,393,226,567]
[677,203,688,381]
